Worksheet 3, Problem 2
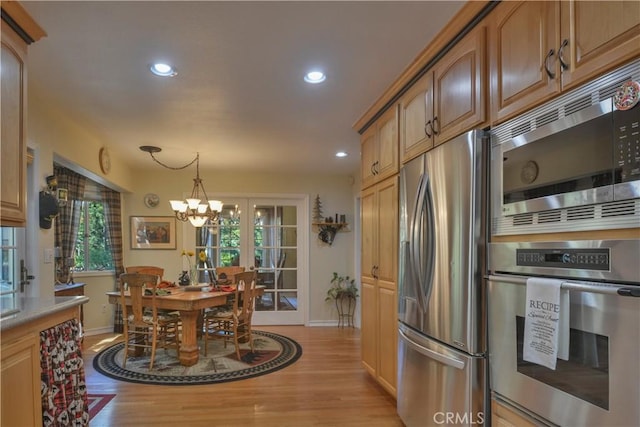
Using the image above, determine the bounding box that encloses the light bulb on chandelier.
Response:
[140,146,223,227]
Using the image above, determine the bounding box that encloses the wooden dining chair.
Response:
[119,273,180,370]
[203,271,258,360]
[126,266,164,280]
[215,266,245,283]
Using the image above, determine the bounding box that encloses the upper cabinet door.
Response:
[360,126,377,190]
[376,106,399,183]
[488,1,561,125]
[1,24,28,227]
[399,73,433,163]
[433,24,487,145]
[559,1,640,90]
[360,106,399,190]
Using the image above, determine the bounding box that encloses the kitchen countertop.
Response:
[54,282,86,293]
[0,295,89,332]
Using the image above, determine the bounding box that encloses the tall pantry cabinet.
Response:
[0,2,46,226]
[360,110,399,397]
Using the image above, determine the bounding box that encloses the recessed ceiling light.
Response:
[150,63,177,77]
[304,71,326,84]
[335,151,348,158]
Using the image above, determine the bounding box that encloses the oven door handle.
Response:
[487,274,640,297]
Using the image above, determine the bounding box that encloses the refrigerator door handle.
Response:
[399,327,465,370]
[421,174,435,303]
[410,173,429,312]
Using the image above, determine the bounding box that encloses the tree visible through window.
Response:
[74,201,114,271]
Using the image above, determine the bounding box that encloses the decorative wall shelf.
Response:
[312,222,348,246]
[312,194,349,245]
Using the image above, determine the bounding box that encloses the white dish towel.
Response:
[523,277,570,370]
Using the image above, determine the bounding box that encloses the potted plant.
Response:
[325,272,358,327]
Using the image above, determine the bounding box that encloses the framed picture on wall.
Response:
[130,216,176,249]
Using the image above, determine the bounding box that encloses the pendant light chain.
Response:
[139,146,223,227]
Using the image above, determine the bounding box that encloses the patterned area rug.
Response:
[93,330,302,385]
[88,394,115,420]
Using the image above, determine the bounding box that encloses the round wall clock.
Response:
[144,193,160,208]
[521,160,539,184]
[99,147,111,174]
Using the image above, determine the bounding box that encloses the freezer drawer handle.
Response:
[399,328,465,370]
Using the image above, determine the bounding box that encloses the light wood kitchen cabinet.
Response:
[489,0,640,124]
[1,302,85,427]
[488,1,561,125]
[559,1,640,90]
[432,24,487,146]
[360,175,398,397]
[491,398,547,427]
[1,17,29,227]
[399,24,486,163]
[399,72,434,163]
[1,333,41,427]
[361,106,398,189]
[0,2,45,227]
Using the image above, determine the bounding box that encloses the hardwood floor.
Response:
[84,325,403,426]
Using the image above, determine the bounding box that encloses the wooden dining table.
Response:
[107,286,263,366]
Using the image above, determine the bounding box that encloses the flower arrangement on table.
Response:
[179,249,195,285]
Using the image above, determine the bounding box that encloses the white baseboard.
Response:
[307,320,360,328]
[307,320,338,327]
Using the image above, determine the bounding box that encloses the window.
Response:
[73,200,114,272]
[0,227,20,311]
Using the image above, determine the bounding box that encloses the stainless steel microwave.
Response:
[491,59,640,236]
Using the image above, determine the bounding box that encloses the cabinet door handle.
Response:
[425,120,433,138]
[371,163,376,176]
[432,116,440,135]
[544,49,556,79]
[558,39,569,70]
[374,161,379,175]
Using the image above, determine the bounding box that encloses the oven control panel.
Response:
[516,248,610,270]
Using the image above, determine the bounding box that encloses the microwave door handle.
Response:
[399,327,465,370]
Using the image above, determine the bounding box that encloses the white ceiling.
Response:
[22,1,465,175]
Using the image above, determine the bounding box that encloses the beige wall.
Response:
[28,92,360,334]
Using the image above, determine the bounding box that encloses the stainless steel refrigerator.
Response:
[397,130,488,426]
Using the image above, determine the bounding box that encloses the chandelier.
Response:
[140,146,223,227]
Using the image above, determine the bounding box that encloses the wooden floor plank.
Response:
[84,325,403,426]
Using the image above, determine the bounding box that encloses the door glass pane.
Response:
[198,204,241,283]
[0,228,18,313]
[278,291,298,311]
[253,203,297,314]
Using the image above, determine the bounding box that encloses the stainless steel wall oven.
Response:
[487,240,640,427]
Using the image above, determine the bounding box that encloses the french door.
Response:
[195,196,307,325]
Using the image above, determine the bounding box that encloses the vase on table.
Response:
[190,267,199,285]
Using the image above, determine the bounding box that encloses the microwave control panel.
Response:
[516,248,610,270]
[614,107,640,183]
